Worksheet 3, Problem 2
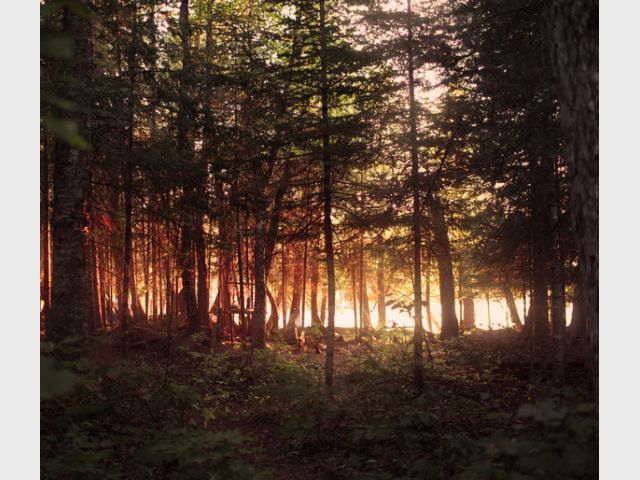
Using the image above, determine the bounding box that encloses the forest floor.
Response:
[41,326,597,480]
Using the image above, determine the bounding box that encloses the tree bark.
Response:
[376,251,386,329]
[407,0,424,389]
[252,200,267,349]
[424,243,433,333]
[502,285,522,326]
[41,132,51,336]
[567,275,585,340]
[430,194,459,339]
[310,253,322,327]
[195,210,209,326]
[462,298,475,330]
[178,0,200,332]
[285,246,303,343]
[527,137,555,342]
[548,0,598,396]
[49,6,93,341]
[320,0,336,387]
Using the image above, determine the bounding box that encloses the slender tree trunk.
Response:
[87,191,101,333]
[195,210,209,326]
[376,251,386,329]
[301,238,308,329]
[266,286,279,334]
[41,132,51,336]
[320,0,336,387]
[252,198,267,349]
[321,294,326,326]
[351,266,359,338]
[407,0,424,389]
[152,220,158,322]
[458,265,464,326]
[281,246,287,329]
[236,208,247,339]
[144,214,151,322]
[568,273,585,340]
[285,246,303,342]
[310,253,322,327]
[98,235,108,328]
[121,2,138,332]
[178,0,200,332]
[360,255,373,331]
[550,165,566,379]
[424,245,433,333]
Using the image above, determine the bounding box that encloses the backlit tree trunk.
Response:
[320,0,336,387]
[178,0,200,332]
[407,0,424,389]
[462,298,475,330]
[502,285,522,327]
[430,194,459,339]
[285,245,303,343]
[376,251,386,329]
[310,253,322,327]
[41,132,51,336]
[252,199,267,349]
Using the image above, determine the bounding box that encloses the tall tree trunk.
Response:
[376,251,386,329]
[252,199,267,348]
[266,286,279,334]
[529,159,551,343]
[300,239,308,329]
[285,246,303,343]
[87,189,101,333]
[351,265,359,337]
[462,298,475,330]
[360,256,373,331]
[310,253,322,327]
[235,208,247,338]
[144,216,151,322]
[407,0,424,389]
[568,274,585,340]
[424,245,433,333]
[41,132,51,336]
[430,194,459,339]
[281,246,287,329]
[121,2,137,332]
[98,234,108,328]
[195,211,209,326]
[49,6,92,340]
[548,0,598,397]
[178,0,199,332]
[550,160,566,379]
[151,219,158,322]
[501,285,522,327]
[215,182,233,339]
[320,0,336,387]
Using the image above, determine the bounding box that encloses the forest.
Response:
[40,0,598,478]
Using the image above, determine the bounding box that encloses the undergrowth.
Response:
[41,329,597,479]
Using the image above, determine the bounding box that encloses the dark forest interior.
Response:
[40,0,598,478]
